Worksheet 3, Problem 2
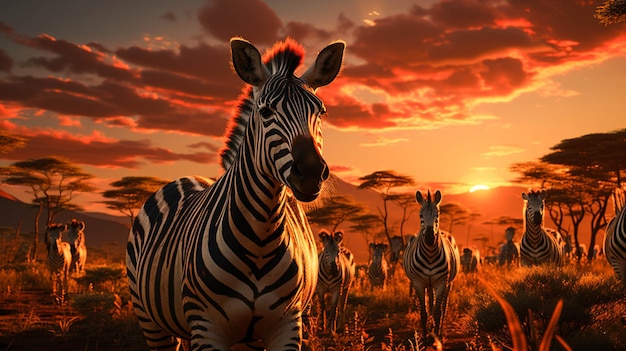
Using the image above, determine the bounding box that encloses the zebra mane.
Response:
[219,39,305,170]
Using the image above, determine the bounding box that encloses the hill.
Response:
[0,192,129,248]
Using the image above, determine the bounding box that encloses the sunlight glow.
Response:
[469,184,490,193]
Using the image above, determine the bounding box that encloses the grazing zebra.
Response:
[498,226,520,267]
[126,37,344,351]
[520,190,565,266]
[368,243,389,291]
[66,219,87,275]
[604,187,626,283]
[460,247,480,274]
[46,223,72,297]
[403,190,460,341]
[315,230,355,332]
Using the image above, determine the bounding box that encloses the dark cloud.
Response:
[0,48,13,72]
[161,11,177,22]
[197,0,282,45]
[2,133,218,168]
[283,21,333,43]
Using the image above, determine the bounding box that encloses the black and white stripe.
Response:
[66,219,87,275]
[368,243,389,290]
[403,190,460,340]
[315,230,355,332]
[604,187,626,283]
[46,223,72,296]
[126,38,344,351]
[520,190,564,266]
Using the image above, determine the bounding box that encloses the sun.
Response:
[469,184,490,193]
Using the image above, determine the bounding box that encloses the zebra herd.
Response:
[125,38,626,350]
[45,219,88,297]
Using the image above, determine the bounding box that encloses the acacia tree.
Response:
[350,213,384,261]
[595,0,626,25]
[102,176,171,227]
[392,193,418,239]
[0,156,95,261]
[357,170,415,246]
[306,194,369,233]
[439,202,468,234]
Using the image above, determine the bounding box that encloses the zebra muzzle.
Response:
[287,135,329,202]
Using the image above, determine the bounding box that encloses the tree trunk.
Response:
[31,204,43,262]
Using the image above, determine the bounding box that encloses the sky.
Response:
[0,0,625,215]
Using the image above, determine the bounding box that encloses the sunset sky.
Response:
[1,0,625,215]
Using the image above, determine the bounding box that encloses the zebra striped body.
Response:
[46,224,72,296]
[403,190,459,340]
[368,243,388,291]
[604,187,626,283]
[66,219,87,275]
[126,38,344,351]
[315,230,355,332]
[520,190,564,266]
[498,227,520,267]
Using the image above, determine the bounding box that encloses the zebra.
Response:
[387,235,406,278]
[604,187,626,283]
[315,230,355,333]
[460,247,480,274]
[126,37,344,351]
[45,223,72,297]
[520,190,565,266]
[368,243,388,291]
[66,219,87,275]
[498,226,520,267]
[403,190,460,341]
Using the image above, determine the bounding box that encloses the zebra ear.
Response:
[415,191,424,205]
[434,190,442,205]
[301,41,345,90]
[334,231,343,243]
[79,221,85,231]
[230,38,271,87]
[540,189,547,200]
[522,192,529,201]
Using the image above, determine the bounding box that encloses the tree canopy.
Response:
[102,176,171,227]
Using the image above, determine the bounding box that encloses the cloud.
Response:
[0,47,12,72]
[2,130,217,168]
[481,145,525,158]
[197,0,282,45]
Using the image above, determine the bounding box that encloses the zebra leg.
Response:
[432,283,451,339]
[414,285,429,340]
[134,307,181,351]
[317,292,327,332]
[262,310,304,351]
[337,285,350,332]
[328,290,340,332]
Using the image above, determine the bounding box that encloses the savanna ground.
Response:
[1,237,625,351]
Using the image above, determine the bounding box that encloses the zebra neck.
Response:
[524,219,543,237]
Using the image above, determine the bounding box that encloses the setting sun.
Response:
[469,184,490,193]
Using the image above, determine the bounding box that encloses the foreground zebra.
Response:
[46,223,72,297]
[520,190,565,266]
[368,243,389,291]
[315,230,355,332]
[403,190,460,341]
[126,38,344,350]
[604,187,626,283]
[66,219,87,275]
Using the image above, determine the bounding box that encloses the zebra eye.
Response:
[259,107,274,119]
[318,107,327,118]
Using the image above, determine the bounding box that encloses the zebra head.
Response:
[505,226,516,242]
[230,38,344,202]
[369,243,388,262]
[319,229,343,274]
[416,190,442,246]
[522,189,546,226]
[45,223,67,252]
[66,219,85,246]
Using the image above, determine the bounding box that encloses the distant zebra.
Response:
[387,235,406,278]
[368,243,389,291]
[46,223,72,297]
[66,219,87,275]
[403,190,460,341]
[520,190,565,266]
[316,230,355,332]
[604,187,626,283]
[126,38,344,350]
[460,247,480,274]
[498,226,520,267]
